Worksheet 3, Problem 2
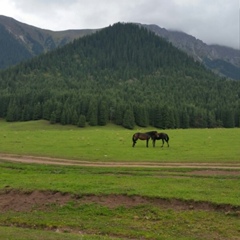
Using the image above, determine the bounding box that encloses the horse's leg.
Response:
[153,139,156,147]
[146,139,149,148]
[161,139,164,147]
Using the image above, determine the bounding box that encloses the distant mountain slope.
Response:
[0,23,239,129]
[0,15,239,80]
[143,24,240,80]
[0,23,32,68]
[0,15,96,68]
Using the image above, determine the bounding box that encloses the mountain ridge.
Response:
[0,15,239,80]
[142,24,239,80]
[0,15,97,66]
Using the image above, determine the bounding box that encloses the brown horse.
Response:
[132,131,157,147]
[154,132,170,147]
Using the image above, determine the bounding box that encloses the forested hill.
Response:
[0,23,239,129]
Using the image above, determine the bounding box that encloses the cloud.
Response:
[0,0,239,49]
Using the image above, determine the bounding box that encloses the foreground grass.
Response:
[0,162,240,239]
[0,226,118,240]
[1,162,239,205]
[0,120,239,239]
[1,202,239,240]
[0,120,239,162]
[0,162,240,240]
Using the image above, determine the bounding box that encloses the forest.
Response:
[0,23,239,129]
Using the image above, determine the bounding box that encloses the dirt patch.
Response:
[0,188,72,212]
[1,153,240,170]
[188,170,240,176]
[80,194,240,213]
[0,189,239,215]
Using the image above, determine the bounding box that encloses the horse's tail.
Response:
[165,133,170,147]
[132,133,138,147]
[166,134,169,142]
[132,134,136,142]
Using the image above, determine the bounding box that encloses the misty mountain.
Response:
[0,15,96,68]
[0,15,239,80]
[142,24,240,80]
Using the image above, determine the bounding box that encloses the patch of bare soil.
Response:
[0,189,72,212]
[0,188,239,215]
[188,170,240,176]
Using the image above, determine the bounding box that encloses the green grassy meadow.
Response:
[0,119,239,162]
[0,120,239,239]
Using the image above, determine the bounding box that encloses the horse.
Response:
[154,132,170,147]
[132,131,157,147]
[145,131,158,140]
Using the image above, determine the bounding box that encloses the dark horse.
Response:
[132,131,157,147]
[153,132,170,147]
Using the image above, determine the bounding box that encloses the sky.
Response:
[1,0,239,49]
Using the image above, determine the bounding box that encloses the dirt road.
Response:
[0,153,240,169]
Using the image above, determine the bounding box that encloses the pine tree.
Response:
[114,104,124,125]
[88,100,98,126]
[122,107,135,129]
[223,109,235,128]
[78,115,86,127]
[181,110,190,129]
[134,105,148,127]
[71,109,79,125]
[6,99,19,122]
[50,111,56,124]
[33,102,42,120]
[98,101,108,126]
[153,105,162,128]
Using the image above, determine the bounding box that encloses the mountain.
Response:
[0,15,96,69]
[0,15,239,80]
[0,23,239,129]
[142,24,240,80]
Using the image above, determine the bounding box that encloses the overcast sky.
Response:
[1,0,239,49]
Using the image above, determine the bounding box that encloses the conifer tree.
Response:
[6,99,19,122]
[33,102,42,120]
[78,115,86,127]
[123,107,135,129]
[114,104,124,125]
[50,111,56,124]
[98,101,108,126]
[88,100,98,126]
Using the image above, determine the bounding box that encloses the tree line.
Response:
[0,23,239,129]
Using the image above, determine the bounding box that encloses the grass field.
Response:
[0,120,239,239]
[0,119,239,162]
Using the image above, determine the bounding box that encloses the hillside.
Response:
[143,24,240,80]
[0,15,239,80]
[0,23,239,129]
[0,15,96,68]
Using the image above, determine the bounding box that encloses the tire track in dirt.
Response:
[1,153,240,169]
